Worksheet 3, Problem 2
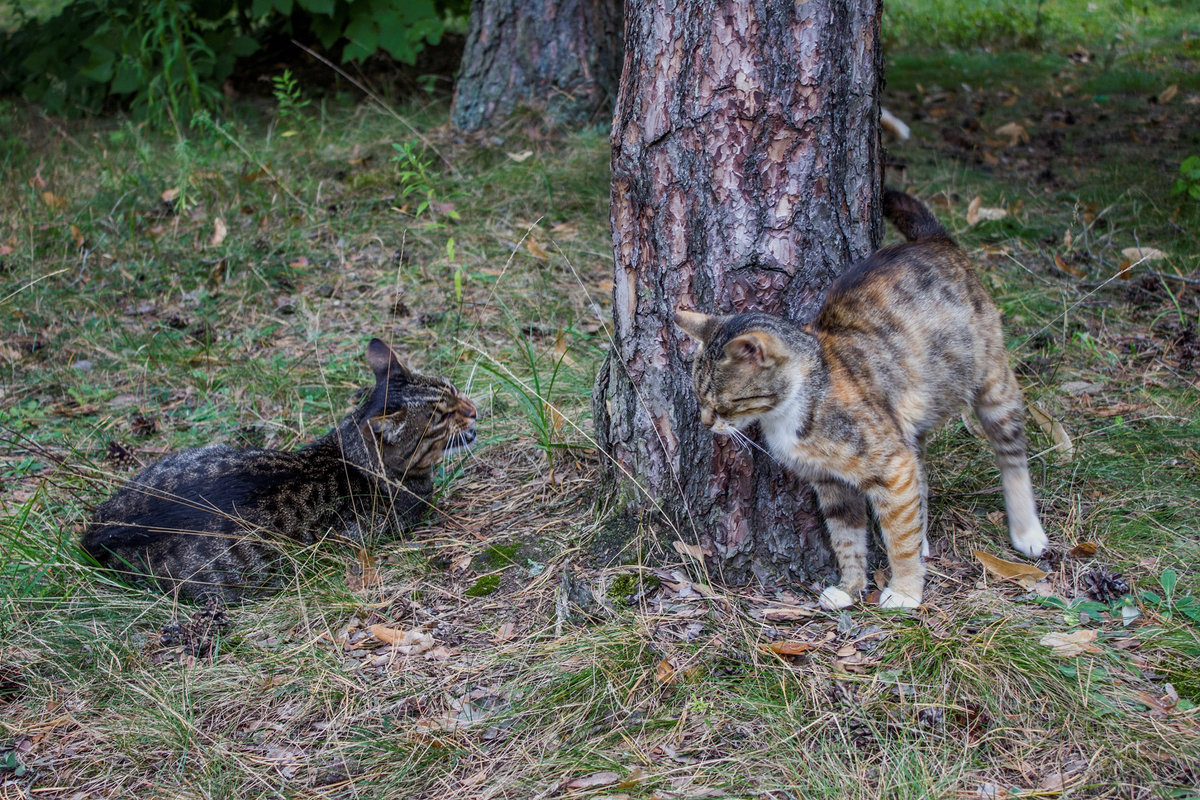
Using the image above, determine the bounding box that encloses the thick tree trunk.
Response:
[451,0,623,131]
[594,0,883,587]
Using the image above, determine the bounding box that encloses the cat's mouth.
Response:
[444,428,477,453]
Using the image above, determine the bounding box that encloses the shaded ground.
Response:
[2,21,1200,800]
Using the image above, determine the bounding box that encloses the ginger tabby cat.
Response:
[676,188,1048,609]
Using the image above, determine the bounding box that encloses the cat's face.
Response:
[364,339,478,476]
[675,310,794,435]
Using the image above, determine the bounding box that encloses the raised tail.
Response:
[883,187,949,242]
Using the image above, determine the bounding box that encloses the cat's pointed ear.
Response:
[366,412,406,444]
[724,331,782,367]
[366,338,414,383]
[675,309,717,343]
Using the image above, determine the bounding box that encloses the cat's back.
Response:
[813,232,1004,433]
[85,443,331,549]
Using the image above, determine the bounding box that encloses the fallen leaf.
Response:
[287,256,310,268]
[655,658,677,685]
[1029,402,1074,461]
[1158,84,1178,104]
[210,217,227,247]
[995,121,1030,146]
[494,622,515,643]
[672,540,706,561]
[1120,246,1168,262]
[967,196,1008,225]
[526,237,549,259]
[836,643,858,658]
[1090,402,1144,418]
[765,640,819,656]
[1039,629,1099,657]
[70,224,85,248]
[1067,541,1099,558]
[974,550,1048,588]
[1053,252,1086,278]
[758,604,817,621]
[506,150,534,163]
[565,772,621,791]
[368,626,434,655]
[345,549,379,591]
[41,191,68,211]
[161,187,180,203]
[29,170,47,190]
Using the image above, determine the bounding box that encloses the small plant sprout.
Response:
[392,141,436,217]
[1172,155,1200,202]
[272,70,311,131]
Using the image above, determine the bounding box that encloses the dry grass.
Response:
[3,18,1200,798]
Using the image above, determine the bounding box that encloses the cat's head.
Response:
[675,309,807,435]
[358,339,477,476]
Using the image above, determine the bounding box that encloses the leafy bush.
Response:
[0,0,452,129]
[1172,155,1200,202]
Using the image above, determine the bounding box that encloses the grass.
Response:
[3,2,1200,797]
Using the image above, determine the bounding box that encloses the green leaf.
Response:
[341,15,377,61]
[297,0,335,14]
[110,60,142,94]
[1159,569,1177,600]
[1189,185,1200,201]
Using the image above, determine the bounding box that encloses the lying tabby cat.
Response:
[676,188,1048,609]
[83,339,477,601]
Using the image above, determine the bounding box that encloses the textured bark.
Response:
[594,0,883,586]
[451,0,623,131]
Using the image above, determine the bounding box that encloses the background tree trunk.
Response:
[594,0,883,587]
[451,0,623,131]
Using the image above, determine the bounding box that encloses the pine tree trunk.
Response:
[451,0,623,131]
[594,0,884,587]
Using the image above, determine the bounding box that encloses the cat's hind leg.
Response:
[812,479,869,610]
[973,365,1048,558]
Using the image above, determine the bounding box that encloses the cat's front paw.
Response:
[819,586,856,610]
[1011,522,1048,558]
[879,587,921,609]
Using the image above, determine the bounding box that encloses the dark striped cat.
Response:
[83,339,477,601]
[676,189,1047,609]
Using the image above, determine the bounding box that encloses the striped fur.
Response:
[82,339,477,601]
[676,189,1047,609]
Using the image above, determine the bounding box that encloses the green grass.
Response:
[3,1,1200,797]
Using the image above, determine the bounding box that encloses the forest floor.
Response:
[2,7,1200,800]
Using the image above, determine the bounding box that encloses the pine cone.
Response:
[1082,569,1130,602]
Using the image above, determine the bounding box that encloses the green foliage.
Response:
[0,0,448,128]
[391,140,436,217]
[271,69,311,124]
[1142,569,1200,624]
[1171,156,1200,202]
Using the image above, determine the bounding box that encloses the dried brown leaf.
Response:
[974,550,1048,588]
[758,604,817,621]
[1039,629,1098,657]
[1158,84,1179,104]
[1067,541,1099,558]
[1120,246,1168,262]
[1029,402,1074,461]
[565,771,621,791]
[210,217,228,247]
[995,121,1030,146]
[766,640,819,656]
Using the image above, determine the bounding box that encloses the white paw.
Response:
[1011,522,1048,558]
[819,586,856,610]
[879,587,921,609]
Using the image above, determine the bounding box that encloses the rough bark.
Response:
[594,0,883,587]
[451,0,623,131]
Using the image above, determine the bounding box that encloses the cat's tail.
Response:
[883,188,949,242]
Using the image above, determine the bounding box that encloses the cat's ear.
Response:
[367,412,407,445]
[675,309,718,343]
[366,338,414,383]
[724,331,783,367]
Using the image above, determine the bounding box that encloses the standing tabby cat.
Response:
[83,339,477,600]
[676,189,1048,609]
